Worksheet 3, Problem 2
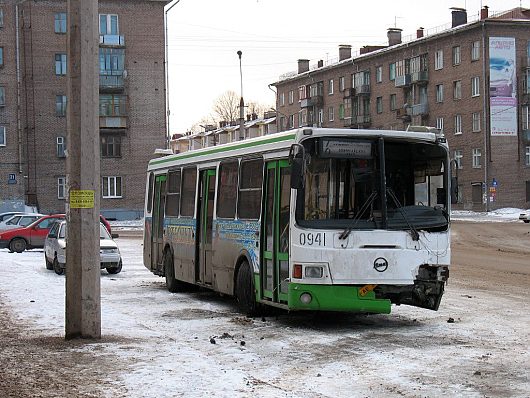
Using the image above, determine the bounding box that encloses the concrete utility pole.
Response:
[65,0,101,339]
[237,50,245,141]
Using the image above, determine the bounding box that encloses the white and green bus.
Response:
[143,127,453,315]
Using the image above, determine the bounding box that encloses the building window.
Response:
[288,114,294,129]
[57,177,66,199]
[99,47,124,76]
[55,53,67,75]
[471,76,480,97]
[328,106,334,122]
[56,95,67,116]
[454,149,463,169]
[454,114,462,134]
[434,49,444,70]
[339,76,345,91]
[0,126,5,146]
[472,112,481,132]
[376,96,383,114]
[217,161,238,219]
[472,149,482,168]
[471,40,480,61]
[339,104,344,120]
[328,79,334,95]
[0,47,3,67]
[436,84,444,103]
[523,105,529,130]
[527,181,530,202]
[376,66,382,83]
[453,80,462,100]
[99,94,126,116]
[102,176,122,198]
[99,14,118,35]
[0,9,4,28]
[389,94,396,111]
[525,146,530,166]
[279,92,285,106]
[238,159,263,220]
[101,135,121,157]
[318,109,323,125]
[0,86,5,106]
[298,85,306,101]
[436,117,444,132]
[56,136,66,157]
[389,63,396,81]
[288,90,293,104]
[54,13,67,33]
[452,46,461,65]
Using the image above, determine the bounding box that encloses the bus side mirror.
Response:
[450,177,459,204]
[289,143,305,190]
[291,157,305,190]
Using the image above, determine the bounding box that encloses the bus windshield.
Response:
[295,137,449,232]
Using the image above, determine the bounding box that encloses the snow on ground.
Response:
[1,230,529,397]
[451,207,528,222]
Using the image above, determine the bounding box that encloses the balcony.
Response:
[99,35,125,47]
[395,74,411,88]
[411,70,429,84]
[396,107,411,121]
[100,116,127,129]
[99,74,124,91]
[356,115,371,125]
[355,84,371,96]
[300,95,323,108]
[410,103,429,116]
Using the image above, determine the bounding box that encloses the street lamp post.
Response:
[237,50,244,141]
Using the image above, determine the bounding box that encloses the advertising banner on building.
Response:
[489,37,517,136]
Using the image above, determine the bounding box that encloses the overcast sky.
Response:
[165,0,527,134]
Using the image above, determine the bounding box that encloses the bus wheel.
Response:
[164,250,182,293]
[236,261,259,317]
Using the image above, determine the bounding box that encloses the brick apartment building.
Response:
[0,0,168,219]
[271,7,530,211]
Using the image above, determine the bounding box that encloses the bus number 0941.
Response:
[299,232,326,246]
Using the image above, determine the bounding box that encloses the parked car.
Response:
[0,213,44,231]
[0,214,65,252]
[0,212,26,223]
[44,220,122,275]
[519,211,530,223]
[53,214,112,234]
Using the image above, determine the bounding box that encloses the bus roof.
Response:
[148,128,442,171]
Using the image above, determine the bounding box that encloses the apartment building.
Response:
[271,7,530,211]
[0,0,168,219]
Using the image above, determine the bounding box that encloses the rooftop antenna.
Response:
[394,16,403,28]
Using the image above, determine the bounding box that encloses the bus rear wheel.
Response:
[164,250,184,293]
[236,261,260,317]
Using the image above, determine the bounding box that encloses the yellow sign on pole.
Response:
[70,190,95,209]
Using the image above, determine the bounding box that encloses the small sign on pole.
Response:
[69,190,95,209]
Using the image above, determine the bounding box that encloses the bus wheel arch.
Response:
[163,245,181,293]
[234,253,260,317]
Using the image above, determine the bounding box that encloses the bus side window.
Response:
[166,169,181,217]
[180,167,197,217]
[217,160,238,219]
[147,173,154,213]
[238,159,263,220]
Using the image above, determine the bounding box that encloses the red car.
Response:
[0,214,65,253]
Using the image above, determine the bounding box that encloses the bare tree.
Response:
[213,90,239,124]
[246,101,274,118]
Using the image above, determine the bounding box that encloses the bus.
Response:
[143,127,453,315]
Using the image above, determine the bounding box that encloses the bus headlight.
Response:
[300,293,312,304]
[304,266,324,278]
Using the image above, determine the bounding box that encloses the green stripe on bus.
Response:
[150,133,297,166]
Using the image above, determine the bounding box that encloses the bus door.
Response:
[151,174,167,272]
[196,169,216,285]
[262,160,291,304]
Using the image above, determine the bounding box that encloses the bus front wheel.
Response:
[236,261,260,317]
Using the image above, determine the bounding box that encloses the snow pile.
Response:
[451,208,527,223]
